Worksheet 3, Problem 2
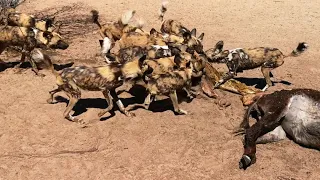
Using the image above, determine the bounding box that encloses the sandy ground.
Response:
[0,0,319,179]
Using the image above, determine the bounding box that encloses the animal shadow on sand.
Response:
[234,72,291,89]
[0,60,74,72]
[53,85,194,121]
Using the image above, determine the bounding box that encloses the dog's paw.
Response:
[97,111,105,118]
[46,98,54,104]
[125,111,136,117]
[37,73,46,77]
[175,109,188,115]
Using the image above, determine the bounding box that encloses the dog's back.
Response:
[240,47,284,70]
[59,65,123,91]
[0,26,36,52]
[146,69,191,95]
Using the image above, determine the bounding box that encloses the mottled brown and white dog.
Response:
[127,53,195,115]
[234,88,320,170]
[0,7,56,31]
[208,41,308,91]
[31,49,148,122]
[0,26,69,75]
[158,0,205,54]
[0,26,38,72]
[91,9,143,43]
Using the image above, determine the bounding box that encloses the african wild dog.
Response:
[208,41,309,91]
[110,28,168,54]
[0,26,68,76]
[0,8,55,31]
[99,35,171,64]
[0,26,39,73]
[233,88,320,170]
[31,49,148,123]
[127,53,195,115]
[158,1,205,54]
[33,27,69,50]
[91,9,143,43]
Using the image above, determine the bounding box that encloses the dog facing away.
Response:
[31,49,148,123]
[158,0,205,54]
[234,88,320,170]
[208,41,309,91]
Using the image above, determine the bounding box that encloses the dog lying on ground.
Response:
[208,41,309,91]
[31,49,148,122]
[233,88,320,170]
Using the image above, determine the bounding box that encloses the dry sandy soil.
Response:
[0,0,319,179]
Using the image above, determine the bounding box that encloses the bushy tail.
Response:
[120,10,136,26]
[135,18,145,29]
[286,42,309,57]
[91,10,102,28]
[31,49,59,77]
[158,0,168,21]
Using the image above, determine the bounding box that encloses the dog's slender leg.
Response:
[214,72,235,89]
[169,90,187,115]
[127,93,154,111]
[110,89,135,117]
[29,54,45,77]
[63,95,80,122]
[47,87,62,104]
[98,90,113,117]
[13,50,27,73]
[261,67,273,91]
[183,87,196,99]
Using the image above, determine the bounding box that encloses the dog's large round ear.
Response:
[150,28,157,36]
[186,60,191,68]
[174,54,182,65]
[191,28,197,37]
[45,18,54,29]
[99,40,103,47]
[214,40,224,53]
[143,63,154,76]
[198,33,204,42]
[183,32,192,41]
[191,28,196,37]
[138,54,147,65]
[43,31,53,39]
[53,22,62,33]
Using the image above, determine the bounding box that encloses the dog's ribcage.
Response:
[60,66,123,91]
[226,48,282,72]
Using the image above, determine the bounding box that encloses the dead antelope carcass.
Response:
[235,88,320,170]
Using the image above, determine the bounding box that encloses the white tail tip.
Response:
[121,10,136,25]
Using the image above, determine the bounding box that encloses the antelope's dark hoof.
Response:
[239,155,252,170]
